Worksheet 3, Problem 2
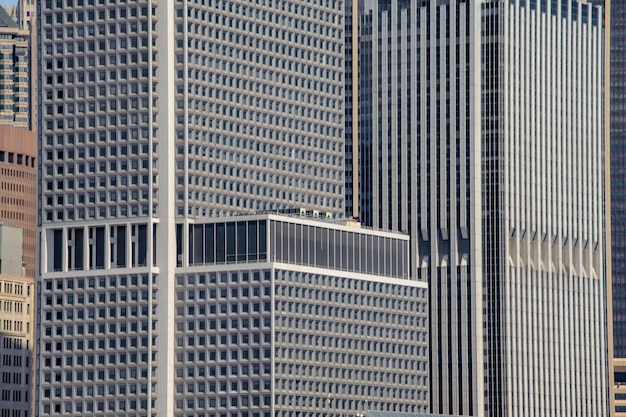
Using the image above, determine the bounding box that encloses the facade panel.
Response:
[356,1,608,416]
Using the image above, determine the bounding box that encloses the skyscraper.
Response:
[356,0,608,416]
[39,0,344,226]
[36,1,433,417]
[589,0,626,415]
[15,0,37,130]
[0,7,31,129]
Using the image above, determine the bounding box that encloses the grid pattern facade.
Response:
[0,276,34,417]
[40,0,155,223]
[37,211,424,417]
[173,270,273,417]
[173,0,345,218]
[0,22,29,129]
[37,273,155,416]
[357,0,608,416]
[173,264,428,417]
[273,269,428,415]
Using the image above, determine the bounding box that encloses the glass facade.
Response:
[187,220,268,266]
[181,216,409,279]
[270,219,408,278]
[610,0,626,359]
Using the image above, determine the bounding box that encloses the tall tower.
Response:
[0,7,30,129]
[35,2,365,417]
[356,0,609,416]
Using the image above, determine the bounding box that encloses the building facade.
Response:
[0,7,30,129]
[590,0,626,415]
[37,213,429,417]
[36,2,432,417]
[0,126,37,281]
[15,0,37,131]
[356,0,608,416]
[0,225,35,417]
[40,0,344,225]
[16,0,36,31]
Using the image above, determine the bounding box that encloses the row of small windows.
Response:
[182,2,342,28]
[277,270,425,298]
[42,337,153,355]
[45,132,151,149]
[42,305,152,323]
[44,289,152,306]
[44,82,150,103]
[43,116,155,133]
[1,301,26,313]
[43,382,149,400]
[43,2,149,21]
[0,282,27,295]
[44,321,150,338]
[43,274,150,290]
[46,21,150,40]
[176,396,270,412]
[43,352,150,371]
[181,380,270,396]
[0,151,34,167]
[45,204,151,222]
[1,321,24,332]
[42,399,150,415]
[509,0,599,26]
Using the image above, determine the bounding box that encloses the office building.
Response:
[37,1,431,417]
[0,126,37,281]
[356,1,608,416]
[590,0,626,415]
[0,7,30,129]
[344,0,360,219]
[38,213,429,416]
[0,225,35,417]
[16,0,36,31]
[15,0,37,130]
[39,0,344,224]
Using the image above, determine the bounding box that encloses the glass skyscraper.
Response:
[355,0,609,416]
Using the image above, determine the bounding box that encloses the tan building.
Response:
[0,126,36,281]
[15,0,35,32]
[0,225,34,417]
[0,6,31,129]
[14,1,36,130]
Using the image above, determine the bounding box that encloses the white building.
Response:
[37,213,429,417]
[36,1,430,417]
[356,0,608,416]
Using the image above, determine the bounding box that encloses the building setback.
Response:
[38,213,429,417]
[36,1,431,417]
[355,0,608,416]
